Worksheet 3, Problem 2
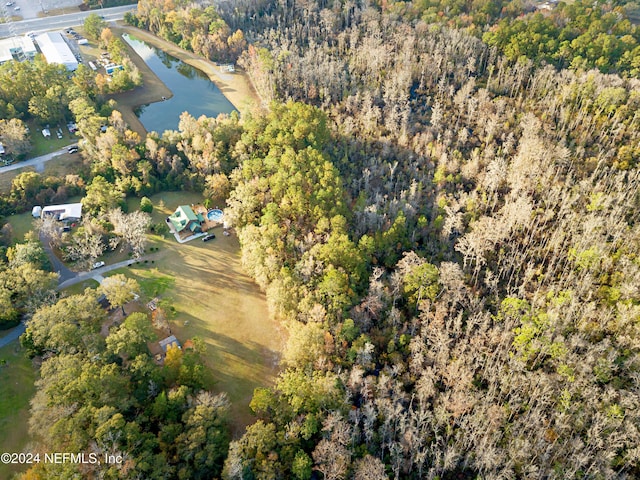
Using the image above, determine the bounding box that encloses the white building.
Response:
[40,202,82,221]
[34,32,78,71]
[0,36,37,65]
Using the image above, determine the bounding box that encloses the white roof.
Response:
[0,46,11,63]
[0,36,37,63]
[42,202,82,221]
[34,32,78,71]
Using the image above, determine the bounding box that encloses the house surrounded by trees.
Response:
[167,205,205,236]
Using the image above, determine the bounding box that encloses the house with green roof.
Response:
[168,205,205,236]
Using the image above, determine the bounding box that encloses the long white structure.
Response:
[40,202,82,221]
[0,36,37,64]
[34,32,77,71]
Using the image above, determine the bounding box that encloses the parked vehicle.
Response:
[68,146,78,154]
[91,261,105,270]
[202,234,216,242]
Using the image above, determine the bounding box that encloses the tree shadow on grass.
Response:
[170,310,283,437]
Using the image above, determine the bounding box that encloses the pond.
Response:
[122,33,235,133]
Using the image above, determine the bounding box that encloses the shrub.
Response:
[140,196,153,213]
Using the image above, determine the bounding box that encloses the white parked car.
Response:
[91,261,105,270]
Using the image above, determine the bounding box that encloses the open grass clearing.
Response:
[0,344,36,480]
[122,192,285,434]
[27,120,76,158]
[40,152,85,179]
[60,278,100,297]
[0,167,31,196]
[5,211,34,245]
[0,152,84,196]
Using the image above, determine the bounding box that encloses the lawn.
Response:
[5,211,34,245]
[27,120,76,158]
[4,193,84,246]
[0,344,36,480]
[40,152,85,179]
[124,192,285,435]
[60,278,100,297]
[0,150,84,196]
[0,167,29,196]
[4,190,285,437]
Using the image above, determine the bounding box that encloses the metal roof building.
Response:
[34,32,77,71]
[41,202,82,221]
[0,36,37,64]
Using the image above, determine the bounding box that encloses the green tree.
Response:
[83,175,125,214]
[98,274,140,315]
[403,262,440,308]
[291,450,313,480]
[10,171,42,205]
[106,311,156,359]
[84,13,108,40]
[7,239,50,270]
[0,118,30,157]
[24,291,105,355]
[140,196,153,213]
[176,391,230,479]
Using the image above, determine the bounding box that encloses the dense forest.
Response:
[0,0,638,478]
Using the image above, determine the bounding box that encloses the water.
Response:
[122,33,235,133]
[207,209,224,221]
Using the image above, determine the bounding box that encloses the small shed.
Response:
[159,335,181,353]
[42,128,51,138]
[31,206,42,218]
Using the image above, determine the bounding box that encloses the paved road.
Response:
[0,3,141,347]
[0,144,74,173]
[40,233,76,282]
[0,255,153,347]
[57,255,154,289]
[0,4,137,37]
[0,323,26,349]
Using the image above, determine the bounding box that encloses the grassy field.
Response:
[60,278,100,296]
[27,121,76,158]
[5,212,34,245]
[4,190,284,436]
[40,152,85,179]
[0,152,84,195]
[125,192,285,434]
[0,344,36,480]
[0,168,25,196]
